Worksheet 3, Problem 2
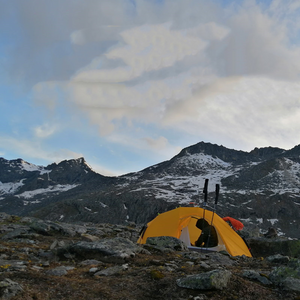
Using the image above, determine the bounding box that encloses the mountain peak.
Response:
[249,146,285,159]
[175,141,250,164]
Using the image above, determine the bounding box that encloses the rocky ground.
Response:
[0,212,300,300]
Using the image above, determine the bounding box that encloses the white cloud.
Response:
[34,123,57,138]
[72,23,208,83]
[0,136,83,164]
[23,0,300,166]
[143,136,169,150]
[172,76,300,150]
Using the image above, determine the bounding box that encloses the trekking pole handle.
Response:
[203,179,208,205]
[215,184,220,205]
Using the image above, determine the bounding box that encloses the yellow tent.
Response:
[137,207,252,257]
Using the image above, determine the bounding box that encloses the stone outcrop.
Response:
[66,237,142,263]
[176,269,232,290]
[248,237,300,258]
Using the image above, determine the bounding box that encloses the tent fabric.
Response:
[222,216,244,231]
[137,207,252,257]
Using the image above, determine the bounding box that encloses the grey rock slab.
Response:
[1,227,33,240]
[266,254,290,264]
[268,258,300,290]
[30,220,87,237]
[68,237,142,263]
[46,266,74,276]
[31,265,44,271]
[205,252,238,268]
[51,222,87,236]
[282,277,300,292]
[199,261,210,269]
[248,238,300,258]
[89,267,99,273]
[81,233,100,242]
[94,264,128,276]
[29,221,51,235]
[193,295,208,300]
[176,269,232,290]
[0,278,23,299]
[242,270,272,285]
[146,236,188,251]
[0,260,28,271]
[79,259,103,266]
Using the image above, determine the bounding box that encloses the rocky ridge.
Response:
[1,142,300,238]
[0,213,300,299]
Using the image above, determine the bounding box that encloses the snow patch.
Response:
[16,184,78,199]
[19,160,51,175]
[99,202,108,208]
[268,219,278,225]
[0,179,25,195]
[23,200,41,205]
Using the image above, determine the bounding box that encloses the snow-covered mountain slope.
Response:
[0,142,300,238]
[0,157,106,210]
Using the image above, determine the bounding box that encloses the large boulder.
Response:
[176,269,232,290]
[67,237,142,263]
[247,238,300,258]
[145,236,188,251]
[269,258,300,291]
[30,220,87,236]
[0,279,22,299]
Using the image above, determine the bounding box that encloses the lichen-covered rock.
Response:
[0,278,22,299]
[67,237,142,263]
[266,254,290,264]
[247,238,300,258]
[29,221,51,235]
[94,264,128,276]
[176,269,232,290]
[242,270,272,285]
[150,269,165,280]
[1,227,35,240]
[269,258,300,290]
[46,266,74,276]
[29,220,87,237]
[145,236,188,251]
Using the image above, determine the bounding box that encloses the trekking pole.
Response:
[199,179,209,251]
[202,178,209,219]
[206,184,220,248]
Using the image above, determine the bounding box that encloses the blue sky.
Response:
[1,0,300,176]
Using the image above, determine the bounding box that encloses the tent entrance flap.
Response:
[179,226,191,245]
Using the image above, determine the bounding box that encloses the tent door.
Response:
[179,226,191,246]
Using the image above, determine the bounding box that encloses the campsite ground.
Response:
[1,232,299,300]
[1,245,293,300]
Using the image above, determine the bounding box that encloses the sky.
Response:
[1,0,300,176]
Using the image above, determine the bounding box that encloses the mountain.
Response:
[1,141,300,238]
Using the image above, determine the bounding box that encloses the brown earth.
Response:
[1,234,299,300]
